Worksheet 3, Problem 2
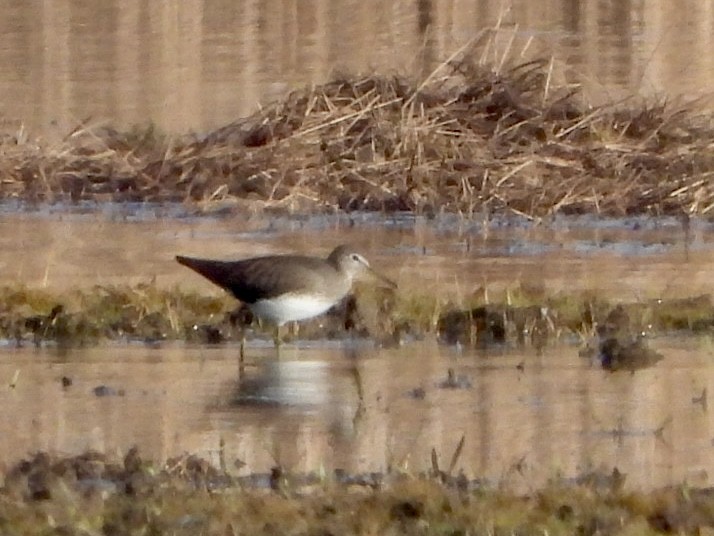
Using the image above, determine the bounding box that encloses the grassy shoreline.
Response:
[0,449,709,535]
[0,282,711,350]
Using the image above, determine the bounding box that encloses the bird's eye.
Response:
[351,254,360,261]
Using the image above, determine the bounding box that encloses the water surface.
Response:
[0,1,712,138]
[0,208,708,301]
[1,208,713,490]
[1,338,712,491]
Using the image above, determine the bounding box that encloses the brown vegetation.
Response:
[3,38,714,531]
[2,449,713,535]
[2,43,714,217]
[1,282,712,362]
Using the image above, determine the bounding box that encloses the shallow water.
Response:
[0,207,710,301]
[1,337,713,491]
[1,208,714,490]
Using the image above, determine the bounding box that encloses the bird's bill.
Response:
[366,265,398,289]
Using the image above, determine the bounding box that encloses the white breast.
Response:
[250,294,339,325]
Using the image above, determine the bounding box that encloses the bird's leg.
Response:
[272,324,283,348]
[239,335,246,375]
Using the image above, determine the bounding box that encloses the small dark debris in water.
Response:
[516,361,525,372]
[437,368,472,389]
[693,388,708,411]
[60,376,72,388]
[509,455,528,477]
[93,385,125,397]
[653,417,671,441]
[574,467,626,492]
[406,387,426,400]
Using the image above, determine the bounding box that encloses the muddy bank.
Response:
[2,46,714,217]
[0,449,711,535]
[1,282,711,357]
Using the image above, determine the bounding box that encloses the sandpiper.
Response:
[176,245,396,340]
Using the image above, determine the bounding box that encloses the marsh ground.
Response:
[3,55,714,533]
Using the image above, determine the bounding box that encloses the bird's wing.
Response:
[176,255,338,303]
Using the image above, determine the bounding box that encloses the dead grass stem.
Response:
[2,36,714,217]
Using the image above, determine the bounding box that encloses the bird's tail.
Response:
[175,255,236,289]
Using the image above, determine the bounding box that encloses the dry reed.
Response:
[2,39,714,218]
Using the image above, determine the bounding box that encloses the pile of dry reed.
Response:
[1,43,714,218]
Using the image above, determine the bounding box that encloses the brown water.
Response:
[1,210,714,490]
[0,1,713,138]
[0,209,709,300]
[1,338,712,491]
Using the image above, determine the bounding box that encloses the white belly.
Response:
[250,294,339,325]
